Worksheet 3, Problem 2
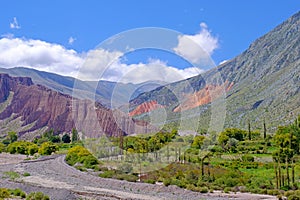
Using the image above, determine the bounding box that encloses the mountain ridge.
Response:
[128,11,300,131]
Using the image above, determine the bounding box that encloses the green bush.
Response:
[38,142,58,155]
[224,187,231,193]
[199,186,209,193]
[0,188,10,198]
[28,144,39,155]
[241,155,255,162]
[99,170,115,178]
[285,190,300,199]
[26,191,49,200]
[143,179,156,184]
[118,163,133,174]
[0,143,5,153]
[163,178,171,186]
[9,188,26,198]
[7,141,37,155]
[66,146,99,169]
[23,172,31,177]
[117,174,138,182]
[288,195,300,200]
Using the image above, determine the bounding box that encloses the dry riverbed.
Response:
[0,153,277,200]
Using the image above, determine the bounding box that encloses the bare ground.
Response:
[0,153,277,200]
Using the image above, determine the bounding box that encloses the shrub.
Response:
[3,171,20,181]
[117,174,138,182]
[10,188,26,197]
[199,186,209,193]
[224,187,231,193]
[143,179,156,184]
[288,195,300,200]
[66,146,99,169]
[0,188,10,198]
[99,170,115,178]
[38,142,58,155]
[0,143,5,153]
[118,163,133,174]
[26,191,49,200]
[285,190,300,199]
[7,141,37,155]
[163,178,171,186]
[27,144,39,155]
[23,172,31,177]
[241,155,255,162]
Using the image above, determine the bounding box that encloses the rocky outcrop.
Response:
[0,74,156,137]
[0,74,33,103]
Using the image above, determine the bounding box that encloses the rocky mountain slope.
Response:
[129,11,300,131]
[0,74,155,138]
[0,67,163,108]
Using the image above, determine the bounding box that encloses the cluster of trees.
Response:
[33,128,79,144]
[120,129,178,153]
[6,141,58,156]
[0,128,82,156]
[272,116,300,190]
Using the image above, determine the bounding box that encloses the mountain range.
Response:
[0,67,164,108]
[0,11,299,137]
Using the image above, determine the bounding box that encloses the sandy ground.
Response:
[0,153,27,165]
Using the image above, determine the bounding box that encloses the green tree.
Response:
[218,128,247,150]
[191,135,205,149]
[38,142,58,155]
[71,128,79,143]
[8,131,18,143]
[62,134,71,143]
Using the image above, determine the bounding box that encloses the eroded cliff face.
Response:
[129,100,164,117]
[0,74,155,137]
[173,81,234,112]
[0,74,33,103]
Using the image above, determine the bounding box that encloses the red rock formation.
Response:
[129,100,163,117]
[0,74,156,137]
[173,81,234,112]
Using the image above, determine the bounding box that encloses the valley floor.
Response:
[0,153,276,200]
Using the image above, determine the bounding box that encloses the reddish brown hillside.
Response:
[129,100,163,117]
[173,81,234,112]
[0,74,155,137]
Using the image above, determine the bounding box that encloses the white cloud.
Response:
[100,59,203,84]
[0,37,202,84]
[10,17,21,29]
[68,36,76,45]
[174,22,218,64]
[0,37,83,77]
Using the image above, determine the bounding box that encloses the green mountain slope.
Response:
[129,11,300,132]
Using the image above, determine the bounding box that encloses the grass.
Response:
[2,171,20,181]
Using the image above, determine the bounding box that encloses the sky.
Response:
[0,1,299,83]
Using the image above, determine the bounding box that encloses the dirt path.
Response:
[0,153,277,200]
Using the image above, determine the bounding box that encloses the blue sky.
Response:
[0,0,299,83]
